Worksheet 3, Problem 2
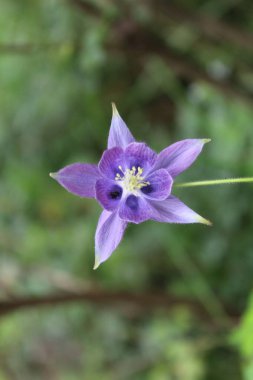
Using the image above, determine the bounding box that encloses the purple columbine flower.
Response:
[50,104,211,269]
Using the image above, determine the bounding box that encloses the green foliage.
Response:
[0,0,252,378]
[232,293,253,380]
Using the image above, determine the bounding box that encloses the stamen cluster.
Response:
[115,165,150,194]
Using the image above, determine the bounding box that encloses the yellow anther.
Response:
[114,165,149,194]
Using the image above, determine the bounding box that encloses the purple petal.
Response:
[50,163,100,198]
[96,179,122,211]
[152,139,210,177]
[125,142,157,173]
[107,103,135,149]
[94,210,128,269]
[119,195,152,224]
[149,195,212,225]
[141,169,173,201]
[98,147,125,180]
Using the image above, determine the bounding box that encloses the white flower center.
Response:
[115,166,150,195]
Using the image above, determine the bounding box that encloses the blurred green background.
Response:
[0,0,253,379]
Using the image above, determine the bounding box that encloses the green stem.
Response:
[175,177,253,188]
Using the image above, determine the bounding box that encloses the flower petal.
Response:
[94,210,128,269]
[119,195,152,224]
[107,103,135,149]
[149,195,212,225]
[50,163,100,198]
[96,179,122,211]
[141,169,173,201]
[152,139,210,177]
[125,142,157,173]
[98,147,125,180]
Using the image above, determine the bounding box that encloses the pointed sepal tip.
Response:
[111,102,119,116]
[93,257,100,270]
[199,216,212,226]
[49,172,57,179]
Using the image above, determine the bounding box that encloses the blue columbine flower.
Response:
[50,104,211,269]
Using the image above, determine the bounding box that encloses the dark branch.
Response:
[152,45,253,105]
[67,0,101,17]
[156,1,253,52]
[0,43,65,54]
[107,22,253,106]
[0,290,240,328]
[68,0,252,106]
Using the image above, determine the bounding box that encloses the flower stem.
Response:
[175,177,253,188]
